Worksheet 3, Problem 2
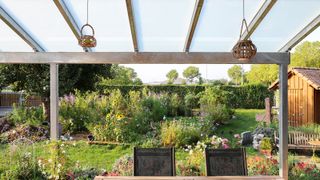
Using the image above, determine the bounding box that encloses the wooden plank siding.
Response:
[315,90,320,124]
[287,73,317,126]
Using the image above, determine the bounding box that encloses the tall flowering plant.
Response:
[38,141,71,180]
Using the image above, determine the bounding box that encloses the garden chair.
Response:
[133,147,175,176]
[205,148,247,176]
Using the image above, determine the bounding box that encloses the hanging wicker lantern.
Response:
[233,0,257,61]
[79,24,96,48]
[232,39,256,61]
[79,0,97,48]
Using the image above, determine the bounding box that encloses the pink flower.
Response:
[234,134,241,139]
[222,138,229,144]
[222,143,229,149]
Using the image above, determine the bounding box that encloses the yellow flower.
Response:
[116,114,124,120]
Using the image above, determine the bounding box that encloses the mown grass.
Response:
[214,109,263,140]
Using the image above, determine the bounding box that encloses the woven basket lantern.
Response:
[232,39,257,61]
[233,17,257,61]
[79,24,96,48]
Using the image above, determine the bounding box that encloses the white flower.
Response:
[61,143,65,147]
[189,150,193,155]
[62,150,66,154]
[48,159,52,163]
[57,163,62,168]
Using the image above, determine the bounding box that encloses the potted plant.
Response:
[260,137,272,156]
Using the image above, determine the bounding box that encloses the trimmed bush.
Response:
[98,84,272,109]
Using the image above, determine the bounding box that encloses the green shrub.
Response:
[199,87,234,133]
[160,120,201,147]
[59,91,107,133]
[184,92,199,116]
[9,103,46,126]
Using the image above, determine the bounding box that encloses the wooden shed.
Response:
[269,67,320,127]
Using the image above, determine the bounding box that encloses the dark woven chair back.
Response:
[205,148,247,176]
[134,147,175,176]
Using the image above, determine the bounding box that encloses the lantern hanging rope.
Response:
[232,0,257,61]
[79,0,97,48]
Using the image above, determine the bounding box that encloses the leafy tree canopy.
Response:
[291,41,320,67]
[246,41,320,86]
[0,64,112,97]
[166,69,178,84]
[227,65,244,85]
[182,66,201,83]
[98,65,142,86]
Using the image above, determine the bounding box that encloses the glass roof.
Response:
[67,0,133,52]
[1,0,83,52]
[0,0,319,52]
[251,0,320,52]
[190,0,264,52]
[0,19,32,52]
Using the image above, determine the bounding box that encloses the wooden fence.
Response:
[0,92,43,107]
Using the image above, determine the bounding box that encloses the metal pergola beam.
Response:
[240,0,277,41]
[279,15,320,52]
[125,0,139,52]
[184,0,204,52]
[0,52,289,64]
[0,6,45,52]
[53,0,92,52]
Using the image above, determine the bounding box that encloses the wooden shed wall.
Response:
[315,90,320,124]
[288,73,315,126]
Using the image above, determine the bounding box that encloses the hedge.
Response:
[98,84,273,109]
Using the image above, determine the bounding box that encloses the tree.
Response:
[0,64,111,97]
[291,41,320,67]
[245,41,320,86]
[227,65,244,85]
[98,65,142,86]
[166,69,178,84]
[182,66,201,83]
[246,64,278,85]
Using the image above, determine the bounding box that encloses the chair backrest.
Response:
[134,147,175,176]
[205,148,247,176]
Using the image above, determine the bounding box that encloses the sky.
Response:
[0,0,319,83]
[122,28,320,83]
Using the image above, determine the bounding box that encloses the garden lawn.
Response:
[215,109,263,140]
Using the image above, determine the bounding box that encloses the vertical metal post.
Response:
[50,63,59,140]
[279,63,288,180]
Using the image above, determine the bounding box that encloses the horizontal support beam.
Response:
[0,6,45,52]
[279,14,320,52]
[0,52,289,64]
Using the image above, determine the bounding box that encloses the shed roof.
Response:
[269,67,320,90]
